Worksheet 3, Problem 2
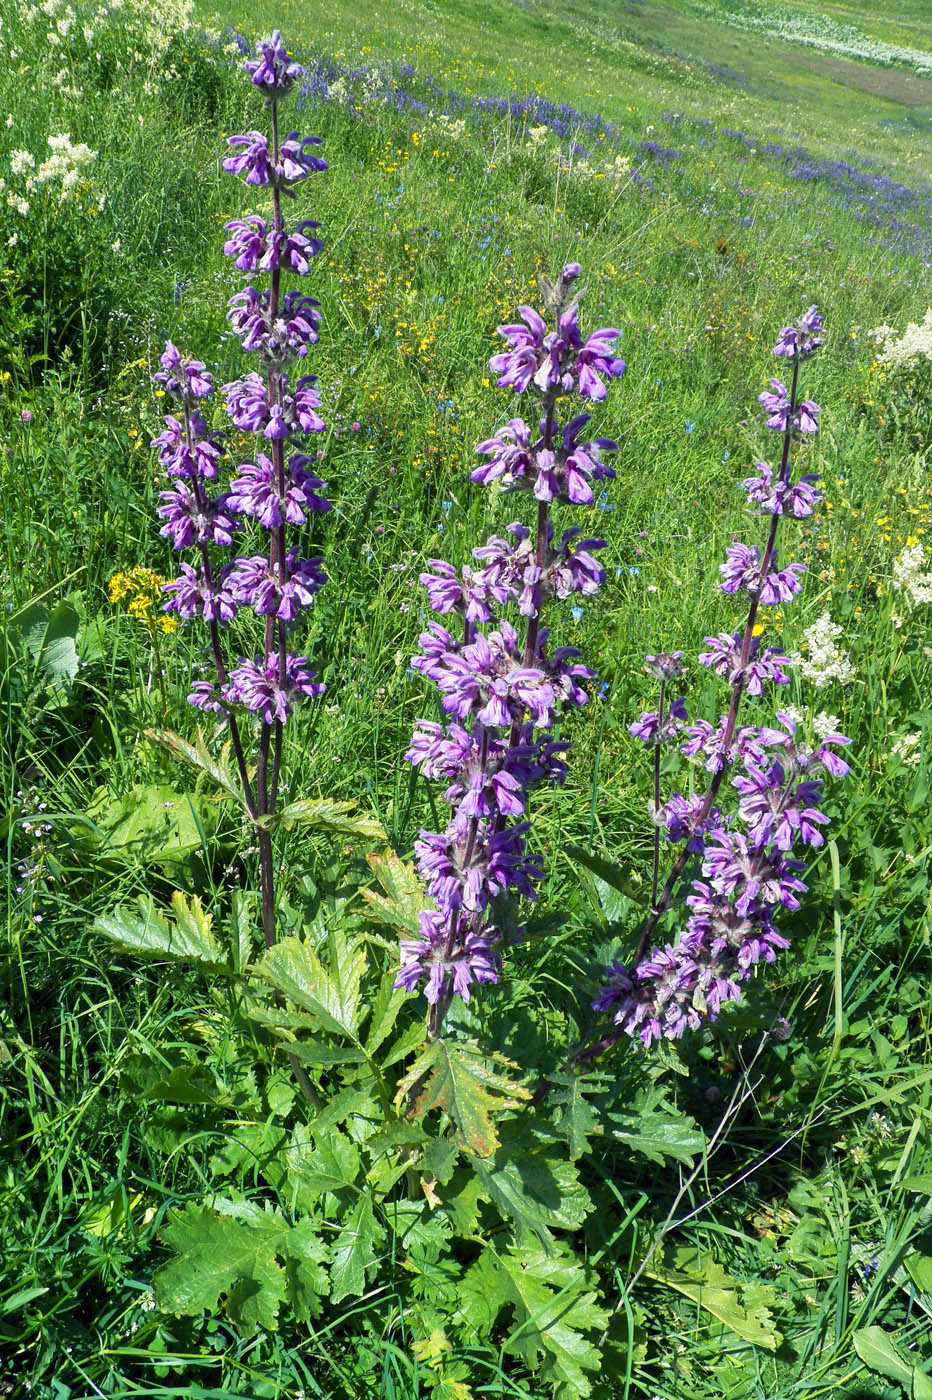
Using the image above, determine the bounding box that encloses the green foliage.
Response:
[5,0,932,1393]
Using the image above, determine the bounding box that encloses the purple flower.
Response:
[733,765,829,850]
[702,831,807,914]
[222,372,325,438]
[227,286,320,361]
[772,305,824,359]
[644,651,685,681]
[697,632,790,695]
[419,559,502,624]
[416,818,543,915]
[719,543,805,602]
[742,462,822,517]
[162,562,238,623]
[188,680,226,714]
[154,342,213,403]
[223,131,326,188]
[227,653,324,723]
[157,483,238,549]
[577,326,625,400]
[223,216,323,273]
[394,908,500,1004]
[659,792,720,851]
[629,697,688,746]
[151,414,223,479]
[244,30,303,97]
[759,378,820,434]
[230,550,326,619]
[490,306,547,393]
[227,453,330,526]
[473,418,537,489]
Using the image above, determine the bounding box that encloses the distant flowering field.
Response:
[3,2,932,1398]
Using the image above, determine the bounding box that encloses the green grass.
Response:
[2,0,932,1395]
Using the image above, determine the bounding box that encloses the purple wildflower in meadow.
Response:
[592,306,851,1050]
[397,265,625,1035]
[150,32,330,953]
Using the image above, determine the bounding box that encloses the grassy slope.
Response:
[3,0,932,1393]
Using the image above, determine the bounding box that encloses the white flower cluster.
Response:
[32,133,97,200]
[893,543,932,606]
[869,310,932,369]
[891,732,923,767]
[23,0,193,66]
[789,613,855,688]
[695,1,932,75]
[434,113,467,141]
[567,150,631,185]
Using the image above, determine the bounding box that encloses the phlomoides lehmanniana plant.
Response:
[95,30,849,1398]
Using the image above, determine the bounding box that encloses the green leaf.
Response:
[329,1193,379,1303]
[361,850,426,935]
[395,1038,530,1156]
[905,1253,932,1292]
[286,1041,367,1068]
[853,1325,914,1386]
[646,1250,781,1351]
[365,970,409,1057]
[286,1125,361,1199]
[229,888,256,972]
[565,844,643,919]
[255,933,366,1041]
[94,892,226,971]
[464,1244,609,1399]
[146,726,247,807]
[471,1149,591,1245]
[258,796,384,841]
[548,1075,602,1161]
[155,1203,287,1335]
[80,783,217,865]
[607,1090,705,1166]
[14,599,80,686]
[155,1200,329,1335]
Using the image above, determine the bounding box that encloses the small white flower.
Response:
[789,613,855,688]
[893,543,932,606]
[10,149,35,175]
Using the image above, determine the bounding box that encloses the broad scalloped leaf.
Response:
[395,1038,530,1156]
[155,1204,284,1332]
[470,1147,592,1245]
[254,932,365,1041]
[81,784,219,866]
[361,850,426,935]
[606,1088,705,1166]
[547,1074,603,1161]
[329,1192,380,1303]
[647,1249,782,1351]
[94,891,226,971]
[460,1243,608,1399]
[257,796,384,840]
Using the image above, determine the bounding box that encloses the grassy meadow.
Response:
[3,0,932,1395]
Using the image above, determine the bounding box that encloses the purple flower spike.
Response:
[577,327,625,401]
[759,378,821,434]
[227,654,324,724]
[162,562,238,623]
[244,30,304,97]
[157,483,237,550]
[227,453,330,526]
[742,462,822,517]
[223,216,323,273]
[154,342,213,403]
[151,413,223,480]
[230,550,326,620]
[490,307,547,393]
[394,909,500,1005]
[772,305,824,360]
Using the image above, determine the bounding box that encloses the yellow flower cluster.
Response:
[108,567,177,634]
